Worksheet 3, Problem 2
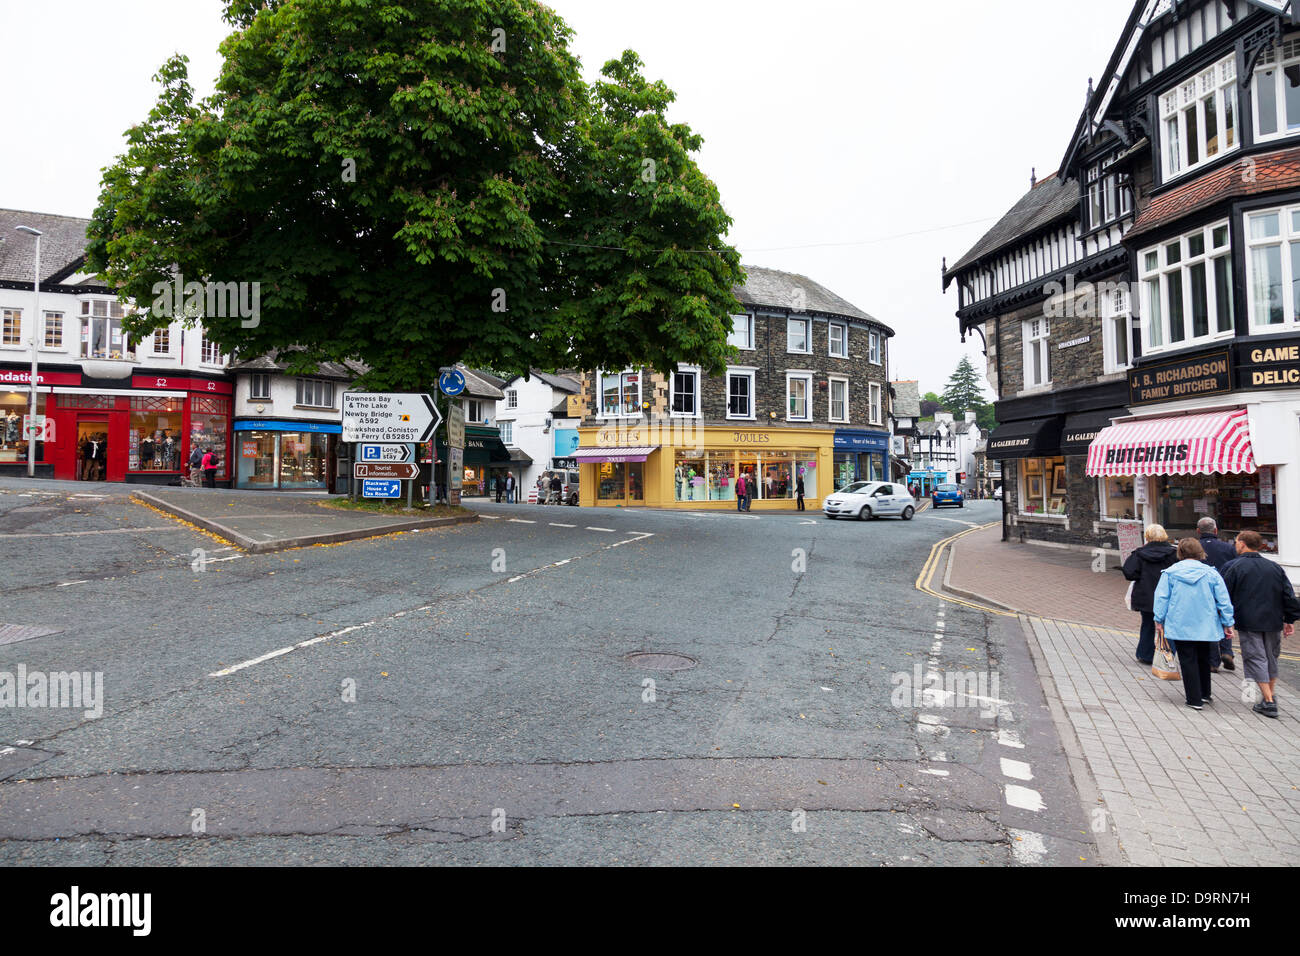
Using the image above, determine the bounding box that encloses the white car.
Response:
[824,481,916,521]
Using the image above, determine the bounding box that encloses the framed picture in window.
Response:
[1052,464,1067,496]
[1025,458,1043,474]
[1028,475,1043,500]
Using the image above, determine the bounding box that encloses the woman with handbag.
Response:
[1122,524,1178,666]
[1152,538,1236,711]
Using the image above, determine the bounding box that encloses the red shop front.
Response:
[44,374,233,485]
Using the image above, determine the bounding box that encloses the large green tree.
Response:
[940,356,987,417]
[85,0,743,389]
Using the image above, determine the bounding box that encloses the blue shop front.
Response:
[233,418,343,491]
[832,429,891,490]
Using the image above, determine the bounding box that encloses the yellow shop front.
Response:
[575,423,835,509]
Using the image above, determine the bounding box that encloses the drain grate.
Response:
[625,652,697,671]
[0,624,62,647]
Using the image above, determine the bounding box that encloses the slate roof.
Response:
[890,380,921,418]
[515,369,582,394]
[1125,147,1300,243]
[227,353,365,381]
[735,265,890,333]
[944,175,1078,282]
[456,365,505,400]
[0,208,99,285]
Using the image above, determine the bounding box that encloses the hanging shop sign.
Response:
[1128,351,1231,406]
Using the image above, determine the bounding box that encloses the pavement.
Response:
[135,487,476,553]
[942,525,1300,867]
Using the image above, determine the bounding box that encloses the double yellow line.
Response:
[914,521,1016,617]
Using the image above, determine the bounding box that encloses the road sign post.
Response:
[342,393,440,444]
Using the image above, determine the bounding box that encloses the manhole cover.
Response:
[625,652,697,671]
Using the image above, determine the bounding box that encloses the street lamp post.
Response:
[15,225,43,478]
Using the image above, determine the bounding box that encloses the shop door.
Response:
[76,419,110,481]
[626,462,644,505]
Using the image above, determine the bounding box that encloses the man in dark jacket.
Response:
[1198,517,1239,670]
[1122,525,1178,665]
[1222,530,1300,719]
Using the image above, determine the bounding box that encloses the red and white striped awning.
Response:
[1086,409,1255,477]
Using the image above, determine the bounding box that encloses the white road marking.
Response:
[0,526,176,538]
[210,622,377,677]
[478,515,502,520]
[508,519,536,524]
[919,768,950,777]
[549,523,576,528]
[15,740,32,745]
[1000,757,1034,781]
[586,527,615,533]
[997,729,1026,749]
[57,580,89,587]
[0,747,14,756]
[1008,828,1048,864]
[1005,785,1046,812]
[927,515,981,527]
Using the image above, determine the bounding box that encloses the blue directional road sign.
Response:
[439,368,467,396]
[362,479,402,499]
[359,443,412,463]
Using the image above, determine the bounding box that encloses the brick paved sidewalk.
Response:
[945,525,1300,866]
[1025,618,1300,866]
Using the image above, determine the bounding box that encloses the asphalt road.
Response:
[0,483,1097,865]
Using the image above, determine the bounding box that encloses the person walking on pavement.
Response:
[506,472,515,503]
[1153,538,1235,711]
[494,474,503,503]
[1197,516,1239,671]
[735,472,747,512]
[1222,530,1300,719]
[796,471,805,511]
[200,446,220,488]
[549,471,563,505]
[1123,524,1178,665]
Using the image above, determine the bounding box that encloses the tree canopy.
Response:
[85,0,744,389]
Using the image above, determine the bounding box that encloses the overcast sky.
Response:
[0,0,1137,398]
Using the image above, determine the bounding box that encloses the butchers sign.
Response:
[1128,351,1231,405]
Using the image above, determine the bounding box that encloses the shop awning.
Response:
[571,445,658,464]
[1086,409,1256,477]
[986,417,1063,459]
[1060,409,1120,456]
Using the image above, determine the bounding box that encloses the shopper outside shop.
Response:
[1222,530,1300,719]
[1153,538,1235,711]
[1122,524,1178,666]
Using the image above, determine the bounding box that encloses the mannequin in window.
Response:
[4,411,19,445]
[139,433,155,469]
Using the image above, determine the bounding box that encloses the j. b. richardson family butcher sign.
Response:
[1128,351,1231,406]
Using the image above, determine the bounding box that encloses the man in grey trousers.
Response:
[1222,530,1300,718]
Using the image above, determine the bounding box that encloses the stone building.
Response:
[573,266,893,509]
[944,0,1300,583]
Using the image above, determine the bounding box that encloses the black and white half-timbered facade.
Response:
[946,0,1300,583]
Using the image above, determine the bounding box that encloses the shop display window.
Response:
[674,451,708,502]
[190,395,230,480]
[0,391,47,464]
[1019,456,1066,515]
[709,455,735,501]
[1100,476,1137,520]
[762,451,794,499]
[237,432,277,487]
[128,397,183,472]
[279,432,328,489]
[834,453,856,490]
[1155,470,1278,547]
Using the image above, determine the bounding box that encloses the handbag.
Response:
[1151,634,1181,681]
[1124,581,1135,612]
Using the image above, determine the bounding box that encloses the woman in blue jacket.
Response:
[1154,538,1236,710]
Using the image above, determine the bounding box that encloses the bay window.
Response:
[1022,317,1051,389]
[727,369,755,419]
[80,300,135,360]
[671,368,699,417]
[1159,54,1237,181]
[786,372,812,421]
[1253,36,1300,142]
[1139,221,1233,353]
[599,369,642,417]
[1245,204,1300,329]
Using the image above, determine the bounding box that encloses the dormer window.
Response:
[1159,53,1237,181]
